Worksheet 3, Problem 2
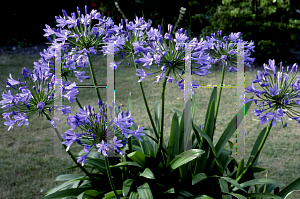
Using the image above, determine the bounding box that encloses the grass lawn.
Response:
[0,53,300,198]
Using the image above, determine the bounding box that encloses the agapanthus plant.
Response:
[232,59,300,193]
[5,5,300,199]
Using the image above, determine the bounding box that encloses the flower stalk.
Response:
[158,67,172,168]
[229,107,276,189]
[131,53,160,142]
[87,53,102,103]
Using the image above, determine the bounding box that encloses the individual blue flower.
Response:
[259,113,268,124]
[97,140,108,156]
[267,108,284,127]
[135,52,153,69]
[74,71,90,82]
[4,119,16,131]
[48,117,61,128]
[269,84,280,96]
[77,144,93,166]
[263,59,277,76]
[37,101,45,112]
[136,68,154,82]
[62,130,84,151]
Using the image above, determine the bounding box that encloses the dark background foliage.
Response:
[2,0,300,65]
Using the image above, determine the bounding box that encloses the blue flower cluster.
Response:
[0,66,78,131]
[205,31,255,72]
[244,59,300,127]
[61,99,144,165]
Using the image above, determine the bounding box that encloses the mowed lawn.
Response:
[0,52,300,198]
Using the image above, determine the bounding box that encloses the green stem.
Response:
[158,68,172,168]
[229,107,276,189]
[131,53,168,155]
[105,156,120,199]
[44,114,96,182]
[87,53,102,103]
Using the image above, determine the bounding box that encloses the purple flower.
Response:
[269,84,280,96]
[4,119,16,131]
[259,113,268,124]
[135,53,153,69]
[147,27,162,41]
[6,74,22,88]
[97,140,108,156]
[267,108,284,127]
[13,112,29,127]
[77,144,93,166]
[62,130,84,151]
[174,32,188,43]
[136,69,154,82]
[228,32,241,41]
[166,76,173,84]
[263,59,277,75]
[0,90,15,106]
[152,72,165,84]
[48,117,61,128]
[74,71,90,82]
[109,62,121,70]
[62,88,79,103]
[37,101,45,112]
[228,67,238,73]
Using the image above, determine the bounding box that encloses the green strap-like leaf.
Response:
[43,180,77,196]
[231,178,285,192]
[140,168,155,179]
[192,122,223,175]
[246,127,267,167]
[127,151,149,168]
[192,173,208,185]
[219,178,232,199]
[129,191,139,199]
[168,149,205,174]
[164,188,175,193]
[211,98,254,172]
[276,176,300,198]
[104,190,123,199]
[137,182,154,199]
[123,179,134,197]
[42,188,90,199]
[189,195,214,199]
[83,189,105,198]
[236,158,244,179]
[220,192,247,199]
[220,177,247,193]
[167,112,180,166]
[55,174,86,182]
[246,193,284,199]
[194,100,216,175]
[109,161,142,168]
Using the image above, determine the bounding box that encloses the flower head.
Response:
[244,59,300,127]
[205,31,255,72]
